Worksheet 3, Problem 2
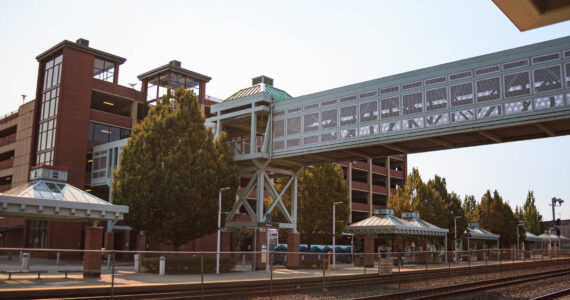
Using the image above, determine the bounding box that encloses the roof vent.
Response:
[402,211,419,220]
[252,75,274,87]
[468,222,479,228]
[169,60,181,67]
[374,208,394,216]
[30,165,68,183]
[76,38,90,47]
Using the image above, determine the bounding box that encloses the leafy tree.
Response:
[113,88,239,249]
[388,167,424,217]
[462,195,477,222]
[521,191,543,235]
[474,190,517,248]
[270,164,349,251]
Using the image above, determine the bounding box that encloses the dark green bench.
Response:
[1,269,47,280]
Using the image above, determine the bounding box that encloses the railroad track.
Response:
[353,267,570,300]
[5,258,570,299]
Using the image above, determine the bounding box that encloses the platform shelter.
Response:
[0,165,128,278]
[462,223,500,260]
[539,229,570,253]
[345,209,448,266]
[523,231,545,252]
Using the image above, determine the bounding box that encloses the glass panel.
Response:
[303,112,319,132]
[380,96,400,119]
[476,77,501,102]
[403,117,424,130]
[426,87,448,111]
[359,101,378,122]
[321,131,337,142]
[402,92,423,115]
[504,71,530,98]
[450,82,474,107]
[109,127,121,142]
[94,123,110,144]
[341,128,357,139]
[303,135,318,145]
[121,128,131,139]
[340,105,357,126]
[273,119,285,137]
[286,116,301,135]
[533,65,561,94]
[321,109,338,129]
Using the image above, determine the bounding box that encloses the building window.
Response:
[94,58,115,82]
[26,220,47,248]
[36,55,62,166]
[88,122,130,145]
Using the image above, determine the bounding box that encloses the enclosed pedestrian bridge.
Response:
[209,36,570,168]
[207,36,570,230]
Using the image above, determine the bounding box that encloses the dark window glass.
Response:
[26,220,47,248]
[504,72,530,98]
[120,129,130,139]
[476,77,501,102]
[88,122,94,141]
[450,82,474,107]
[426,87,448,111]
[380,96,400,119]
[93,123,110,144]
[533,65,561,93]
[402,92,423,115]
[109,127,121,142]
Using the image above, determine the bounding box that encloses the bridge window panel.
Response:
[449,70,473,81]
[502,58,529,70]
[321,131,338,142]
[424,76,446,86]
[287,107,301,113]
[273,140,285,150]
[450,109,475,123]
[273,119,285,138]
[303,135,319,145]
[566,63,570,88]
[341,128,357,139]
[303,112,319,132]
[534,94,564,111]
[402,92,423,115]
[380,96,400,119]
[504,71,531,98]
[475,65,500,76]
[567,93,570,106]
[321,99,338,106]
[402,81,422,90]
[359,90,378,99]
[340,105,357,126]
[274,110,285,117]
[477,104,502,119]
[321,109,338,129]
[533,65,562,94]
[380,85,399,94]
[359,124,379,137]
[303,103,319,110]
[532,52,560,65]
[286,116,302,135]
[425,113,449,127]
[286,138,301,148]
[402,117,424,130]
[426,87,448,111]
[450,82,474,107]
[340,95,357,103]
[565,50,570,58]
[93,58,115,83]
[505,99,533,115]
[359,101,378,123]
[381,121,401,133]
[476,77,501,103]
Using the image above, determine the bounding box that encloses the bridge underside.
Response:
[270,118,570,167]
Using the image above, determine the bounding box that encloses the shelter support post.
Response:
[255,228,267,270]
[363,235,375,267]
[136,231,146,251]
[476,241,484,260]
[417,239,426,264]
[104,231,114,251]
[444,235,448,262]
[83,224,103,278]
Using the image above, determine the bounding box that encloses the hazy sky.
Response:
[0,1,569,220]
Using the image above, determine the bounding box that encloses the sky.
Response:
[0,1,568,220]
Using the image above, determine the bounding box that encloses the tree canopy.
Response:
[112,88,239,249]
[474,190,517,247]
[518,191,543,235]
[270,163,349,250]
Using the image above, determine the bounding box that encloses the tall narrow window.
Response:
[93,58,115,82]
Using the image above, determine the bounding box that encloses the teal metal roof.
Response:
[225,83,292,102]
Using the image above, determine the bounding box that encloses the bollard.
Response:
[134,254,140,272]
[242,254,246,267]
[56,252,61,265]
[107,254,111,270]
[19,250,23,264]
[21,253,30,270]
[159,256,166,275]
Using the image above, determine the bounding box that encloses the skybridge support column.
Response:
[386,157,391,199]
[250,104,257,154]
[368,158,373,216]
[287,172,300,268]
[348,163,353,224]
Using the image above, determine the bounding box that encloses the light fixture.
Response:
[85,189,93,192]
[103,101,114,106]
[100,130,111,134]
[87,159,93,163]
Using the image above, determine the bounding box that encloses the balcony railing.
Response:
[227,136,264,156]
[0,133,16,147]
[0,159,14,170]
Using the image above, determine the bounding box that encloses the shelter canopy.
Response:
[464,223,500,241]
[0,166,128,221]
[345,209,448,237]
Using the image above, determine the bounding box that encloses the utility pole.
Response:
[550,197,564,221]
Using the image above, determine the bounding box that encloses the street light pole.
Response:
[217,187,230,274]
[517,221,524,260]
[454,216,462,262]
[332,201,342,270]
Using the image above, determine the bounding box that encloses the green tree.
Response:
[462,195,477,222]
[113,88,239,249]
[521,191,543,235]
[388,167,424,217]
[474,190,517,248]
[270,164,349,251]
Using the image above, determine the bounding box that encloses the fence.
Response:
[0,248,568,297]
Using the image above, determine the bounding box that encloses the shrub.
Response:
[141,255,237,274]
